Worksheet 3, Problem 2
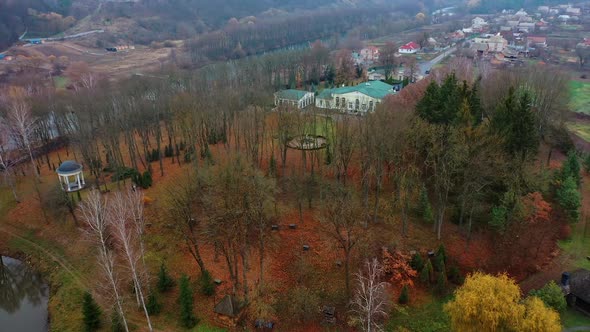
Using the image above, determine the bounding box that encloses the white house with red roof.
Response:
[399,42,420,54]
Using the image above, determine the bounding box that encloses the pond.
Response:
[0,256,49,332]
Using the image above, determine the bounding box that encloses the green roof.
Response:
[275,89,310,101]
[317,81,395,100]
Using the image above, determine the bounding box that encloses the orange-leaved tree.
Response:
[381,248,417,287]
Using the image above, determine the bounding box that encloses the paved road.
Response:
[419,46,457,75]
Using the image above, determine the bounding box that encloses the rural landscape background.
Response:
[1,0,590,331]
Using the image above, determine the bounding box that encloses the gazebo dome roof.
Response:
[57,160,83,174]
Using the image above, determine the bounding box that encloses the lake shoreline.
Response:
[0,244,52,331]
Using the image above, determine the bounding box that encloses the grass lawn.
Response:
[302,115,334,138]
[562,308,590,328]
[567,122,590,142]
[386,296,451,332]
[569,81,590,115]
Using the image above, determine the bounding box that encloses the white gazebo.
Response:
[56,160,85,192]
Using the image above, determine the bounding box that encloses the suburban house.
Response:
[315,81,395,114]
[471,17,488,31]
[359,46,380,62]
[399,42,420,54]
[566,6,581,16]
[368,69,386,81]
[563,270,590,315]
[274,89,315,109]
[527,36,547,48]
[472,35,508,53]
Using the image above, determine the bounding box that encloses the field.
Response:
[569,81,590,115]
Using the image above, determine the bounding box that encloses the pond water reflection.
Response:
[0,256,49,332]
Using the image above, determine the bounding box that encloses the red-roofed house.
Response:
[527,36,547,48]
[585,38,590,47]
[399,42,420,54]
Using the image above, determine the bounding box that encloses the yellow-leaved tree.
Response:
[444,272,560,332]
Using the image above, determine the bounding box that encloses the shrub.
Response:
[82,292,101,332]
[146,293,162,315]
[198,270,215,296]
[112,167,139,182]
[269,154,277,176]
[157,264,174,292]
[529,281,567,313]
[284,285,321,323]
[178,275,198,328]
[399,285,410,304]
[410,253,424,272]
[133,170,153,189]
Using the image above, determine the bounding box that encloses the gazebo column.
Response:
[81,172,85,186]
[76,173,81,188]
[64,176,70,192]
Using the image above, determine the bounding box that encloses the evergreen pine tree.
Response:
[178,274,197,328]
[157,264,174,293]
[420,259,433,284]
[493,88,539,159]
[410,253,424,272]
[556,176,581,223]
[82,292,101,332]
[436,244,446,265]
[147,293,162,316]
[437,270,447,295]
[562,150,581,186]
[399,285,410,304]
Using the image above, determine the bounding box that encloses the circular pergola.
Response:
[56,161,85,192]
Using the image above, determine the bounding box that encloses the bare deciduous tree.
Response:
[79,189,130,332]
[109,191,153,332]
[351,258,390,332]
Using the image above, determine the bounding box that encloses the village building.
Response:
[471,17,488,31]
[566,6,581,16]
[274,89,314,109]
[526,36,547,48]
[315,81,395,114]
[359,46,380,62]
[472,35,508,54]
[398,42,420,54]
[563,270,590,315]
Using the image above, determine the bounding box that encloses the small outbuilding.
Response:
[214,295,244,328]
[563,269,590,315]
[56,160,85,192]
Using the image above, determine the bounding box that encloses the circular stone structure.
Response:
[56,160,85,192]
[287,135,328,150]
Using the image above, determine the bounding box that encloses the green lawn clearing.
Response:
[562,307,590,328]
[386,296,451,332]
[569,81,590,115]
[567,122,590,142]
